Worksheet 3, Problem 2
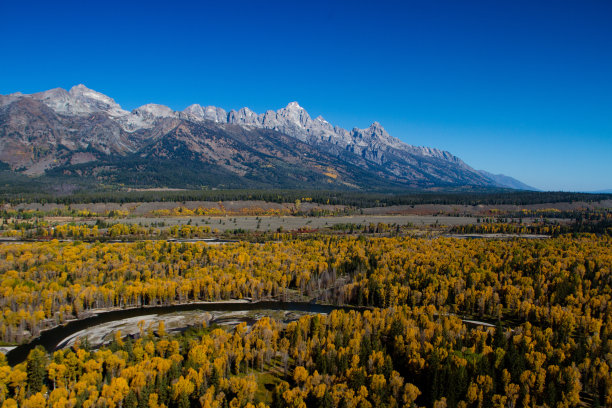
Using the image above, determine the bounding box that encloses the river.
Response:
[5,301,365,365]
[5,300,500,366]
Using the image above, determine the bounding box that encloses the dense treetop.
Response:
[0,234,610,407]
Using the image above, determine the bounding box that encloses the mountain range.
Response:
[0,85,535,192]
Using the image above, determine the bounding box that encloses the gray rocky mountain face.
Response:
[0,84,526,189]
[181,100,474,181]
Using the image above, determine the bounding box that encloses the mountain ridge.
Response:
[0,84,534,191]
[477,170,539,191]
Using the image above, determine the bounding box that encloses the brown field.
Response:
[117,215,479,232]
[10,199,611,217]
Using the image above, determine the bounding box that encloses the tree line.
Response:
[2,189,610,208]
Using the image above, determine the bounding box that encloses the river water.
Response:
[5,301,364,365]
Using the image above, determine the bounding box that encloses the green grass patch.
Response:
[254,371,280,404]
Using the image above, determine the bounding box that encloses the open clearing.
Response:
[113,214,481,231]
[9,198,611,216]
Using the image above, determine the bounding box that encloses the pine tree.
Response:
[26,346,47,395]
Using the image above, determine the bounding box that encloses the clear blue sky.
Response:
[1,0,611,191]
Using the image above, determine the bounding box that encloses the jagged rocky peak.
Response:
[277,101,311,128]
[31,87,72,113]
[368,121,384,132]
[33,87,69,99]
[69,84,115,105]
[27,84,129,117]
[283,101,307,115]
[361,121,389,138]
[312,116,333,131]
[204,106,228,122]
[133,103,176,119]
[183,104,228,123]
[228,107,260,125]
[352,121,396,145]
[286,101,302,109]
[68,84,128,117]
[184,104,205,117]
